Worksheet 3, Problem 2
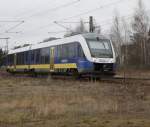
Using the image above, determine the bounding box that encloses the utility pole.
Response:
[89,16,94,32]
[0,37,10,53]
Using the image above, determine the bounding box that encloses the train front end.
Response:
[83,33,116,75]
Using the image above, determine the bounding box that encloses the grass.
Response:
[0,74,150,127]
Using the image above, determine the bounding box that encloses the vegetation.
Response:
[64,19,88,37]
[0,74,150,127]
[0,48,6,67]
[110,0,150,67]
[0,0,150,126]
[62,0,150,68]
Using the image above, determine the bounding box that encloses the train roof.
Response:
[8,33,108,55]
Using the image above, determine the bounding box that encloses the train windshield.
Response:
[87,39,113,58]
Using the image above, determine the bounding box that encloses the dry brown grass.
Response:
[117,68,150,79]
[0,75,150,127]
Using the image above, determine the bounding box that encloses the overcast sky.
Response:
[0,0,150,49]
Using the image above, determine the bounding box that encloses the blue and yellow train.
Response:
[5,33,116,76]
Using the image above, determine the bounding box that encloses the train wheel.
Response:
[72,69,81,79]
[88,74,98,82]
[30,69,37,77]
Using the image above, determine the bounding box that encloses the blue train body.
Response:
[5,33,116,75]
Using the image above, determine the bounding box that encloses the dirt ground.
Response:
[0,71,150,127]
[117,68,150,79]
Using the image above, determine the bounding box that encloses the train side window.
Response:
[59,44,66,59]
[57,45,61,59]
[11,54,14,65]
[40,48,49,64]
[16,54,19,65]
[78,43,85,58]
[18,53,21,65]
[17,53,24,65]
[24,52,26,64]
[62,44,68,58]
[35,49,40,64]
[21,52,25,65]
[30,50,35,64]
[20,53,22,65]
[68,43,75,58]
[7,54,14,65]
[40,49,44,64]
[74,42,78,57]
[58,45,62,59]
[24,51,29,65]
[45,47,50,64]
[19,53,22,65]
[60,45,63,58]
[16,53,20,65]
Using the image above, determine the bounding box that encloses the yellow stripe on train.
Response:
[54,63,77,69]
[16,65,28,69]
[7,63,77,69]
[30,64,49,69]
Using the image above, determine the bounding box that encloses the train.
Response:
[4,33,116,76]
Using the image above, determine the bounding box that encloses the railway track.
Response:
[0,71,150,85]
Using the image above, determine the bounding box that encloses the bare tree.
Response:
[94,19,101,34]
[75,19,88,34]
[64,19,88,37]
[110,11,123,65]
[147,28,150,64]
[131,0,149,66]
[122,18,130,65]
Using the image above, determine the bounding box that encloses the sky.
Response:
[0,0,150,50]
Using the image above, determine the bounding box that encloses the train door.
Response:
[50,47,55,72]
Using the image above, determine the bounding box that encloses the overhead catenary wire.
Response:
[53,21,74,32]
[49,8,150,35]
[27,7,150,37]
[32,0,126,31]
[47,20,89,34]
[54,21,89,24]
[2,0,149,46]
[57,0,126,22]
[5,31,22,34]
[5,21,24,33]
[0,0,81,35]
[21,0,81,20]
[0,20,24,33]
[35,0,127,33]
[48,31,67,34]
[100,9,150,28]
[0,20,24,23]
[14,0,55,18]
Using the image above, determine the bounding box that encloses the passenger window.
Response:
[17,53,21,65]
[62,44,68,58]
[24,51,28,64]
[21,52,25,65]
[40,48,49,64]
[30,51,35,64]
[35,49,40,64]
[57,45,62,59]
[78,43,85,58]
[68,43,75,58]
[45,48,50,64]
